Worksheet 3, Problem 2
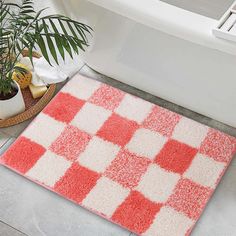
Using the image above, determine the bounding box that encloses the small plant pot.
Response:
[0,81,26,119]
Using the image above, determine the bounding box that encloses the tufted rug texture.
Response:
[1,74,236,236]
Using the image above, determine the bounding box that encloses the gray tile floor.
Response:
[0,221,26,236]
[0,64,236,236]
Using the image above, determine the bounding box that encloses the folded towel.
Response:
[31,72,46,87]
[32,57,68,84]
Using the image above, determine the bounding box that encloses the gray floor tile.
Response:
[0,221,26,236]
[231,153,236,166]
[0,132,10,148]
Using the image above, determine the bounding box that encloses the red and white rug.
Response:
[1,74,236,236]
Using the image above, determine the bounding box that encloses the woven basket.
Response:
[0,50,56,128]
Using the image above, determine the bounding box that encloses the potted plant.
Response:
[0,0,92,119]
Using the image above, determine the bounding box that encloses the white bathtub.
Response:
[53,0,236,127]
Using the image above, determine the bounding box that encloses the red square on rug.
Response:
[112,191,162,234]
[155,139,198,174]
[44,92,85,123]
[97,113,139,146]
[1,137,45,174]
[54,163,100,203]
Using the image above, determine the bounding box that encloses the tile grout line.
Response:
[0,137,16,156]
[0,220,28,236]
[78,63,86,72]
[0,138,8,148]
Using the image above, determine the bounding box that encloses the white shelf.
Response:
[213,2,236,42]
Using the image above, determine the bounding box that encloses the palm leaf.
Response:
[0,0,92,94]
[49,19,65,60]
[42,19,58,64]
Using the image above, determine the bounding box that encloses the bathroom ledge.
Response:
[88,0,236,56]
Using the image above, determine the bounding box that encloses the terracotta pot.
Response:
[0,81,25,119]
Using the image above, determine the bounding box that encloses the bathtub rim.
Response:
[87,0,236,56]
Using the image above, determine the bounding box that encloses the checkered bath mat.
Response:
[1,74,236,236]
